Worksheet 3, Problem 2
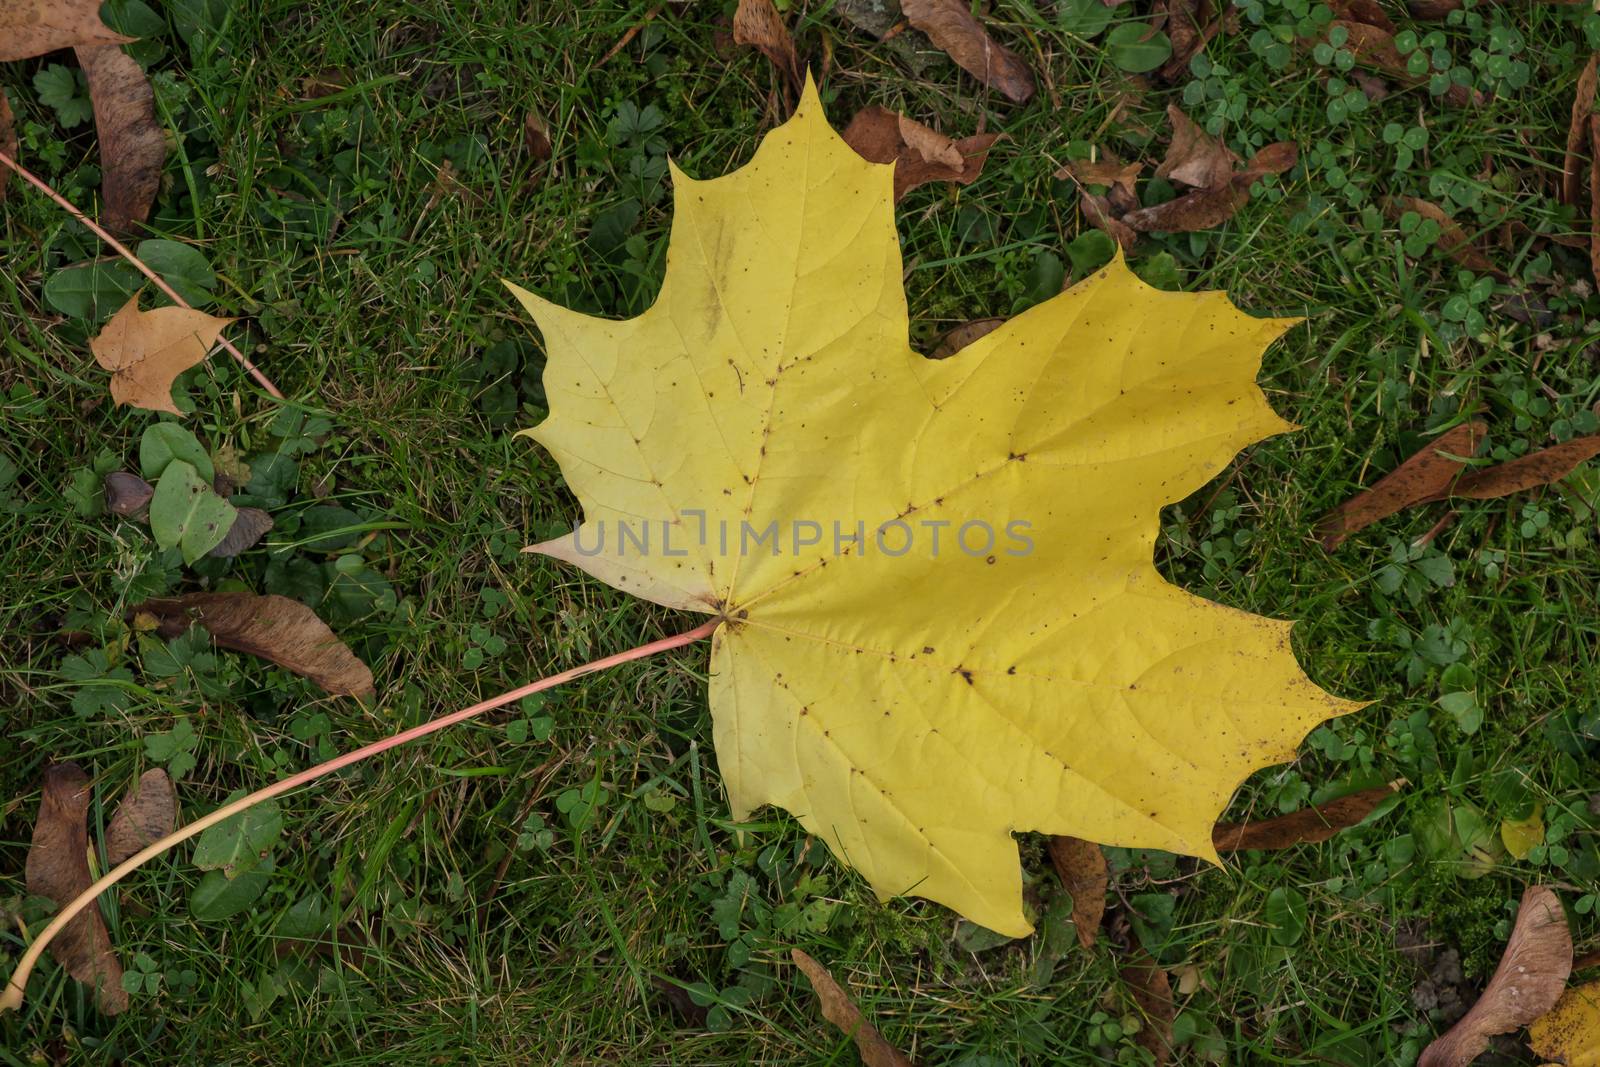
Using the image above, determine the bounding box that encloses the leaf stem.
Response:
[0,617,721,1014]
[0,148,283,400]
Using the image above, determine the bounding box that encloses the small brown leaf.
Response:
[1213,784,1398,851]
[1124,140,1294,234]
[525,112,552,164]
[104,769,177,865]
[842,106,999,202]
[90,297,235,415]
[104,471,154,518]
[1565,55,1599,207]
[75,44,166,236]
[1438,431,1600,501]
[26,764,127,1014]
[932,317,1006,359]
[1056,156,1143,213]
[1155,105,1241,190]
[0,0,132,62]
[1334,21,1481,107]
[901,0,1036,104]
[733,0,803,95]
[0,92,16,202]
[1384,197,1504,277]
[791,949,913,1067]
[1314,421,1486,550]
[1082,192,1139,251]
[1325,0,1396,32]
[208,507,274,558]
[1155,0,1223,83]
[1418,886,1571,1067]
[1046,836,1108,949]
[1121,949,1175,1065]
[136,592,374,697]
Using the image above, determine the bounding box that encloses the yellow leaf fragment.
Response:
[1531,980,1600,1066]
[90,297,234,415]
[1501,806,1546,862]
[509,78,1362,936]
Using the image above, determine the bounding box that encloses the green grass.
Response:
[3,0,1600,1063]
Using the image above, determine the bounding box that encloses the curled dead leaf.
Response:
[734,0,803,95]
[90,297,235,415]
[1082,192,1138,251]
[105,769,177,865]
[1383,197,1504,277]
[25,764,127,1014]
[1056,156,1142,214]
[791,949,913,1067]
[842,106,1000,202]
[1213,783,1398,850]
[525,111,552,164]
[1564,55,1598,207]
[1046,836,1108,949]
[1418,886,1571,1066]
[901,0,1036,104]
[104,471,154,519]
[1591,115,1600,290]
[1155,105,1240,190]
[75,44,166,236]
[1121,949,1176,1065]
[1121,140,1295,234]
[1434,431,1600,501]
[931,317,1006,359]
[1155,0,1224,82]
[136,592,374,697]
[1326,0,1396,32]
[0,0,132,62]
[1314,421,1486,550]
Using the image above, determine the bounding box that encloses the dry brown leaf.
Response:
[208,507,274,558]
[733,0,803,94]
[1418,886,1571,1066]
[931,317,1006,359]
[1122,141,1295,234]
[75,45,166,236]
[1326,0,1397,32]
[1530,979,1600,1064]
[1155,105,1240,190]
[1313,421,1486,550]
[525,112,552,164]
[901,0,1036,104]
[1438,431,1600,501]
[1056,156,1143,214]
[137,592,374,697]
[841,106,1000,202]
[1384,197,1504,277]
[1121,949,1176,1065]
[1212,783,1398,850]
[104,471,154,518]
[0,0,132,62]
[1082,191,1139,251]
[90,298,235,415]
[1335,21,1481,107]
[1155,0,1223,82]
[1564,55,1598,207]
[105,769,177,865]
[0,92,16,202]
[1046,836,1108,949]
[791,949,914,1067]
[26,764,127,1014]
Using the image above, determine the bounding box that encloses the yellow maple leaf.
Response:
[1531,979,1600,1066]
[508,80,1363,936]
